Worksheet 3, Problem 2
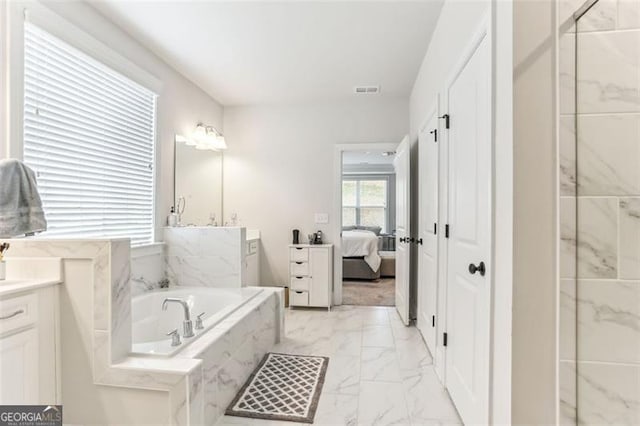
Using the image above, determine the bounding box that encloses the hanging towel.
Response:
[0,159,47,238]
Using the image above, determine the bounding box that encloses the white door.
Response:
[417,109,439,354]
[394,135,410,325]
[445,32,491,424]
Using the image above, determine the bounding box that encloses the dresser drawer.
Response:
[290,290,309,306]
[290,276,311,291]
[0,293,38,335]
[290,261,309,276]
[289,247,308,262]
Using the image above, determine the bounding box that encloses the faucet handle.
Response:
[196,312,206,330]
[167,329,181,346]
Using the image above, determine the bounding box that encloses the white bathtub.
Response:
[131,287,263,356]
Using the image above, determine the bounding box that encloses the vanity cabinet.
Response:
[0,285,60,405]
[288,244,333,309]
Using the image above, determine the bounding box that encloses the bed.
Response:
[342,228,383,280]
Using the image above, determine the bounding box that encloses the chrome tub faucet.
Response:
[162,297,195,338]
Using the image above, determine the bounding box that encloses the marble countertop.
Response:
[0,278,62,298]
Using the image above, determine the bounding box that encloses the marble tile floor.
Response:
[217,306,461,426]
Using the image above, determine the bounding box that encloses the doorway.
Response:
[333,142,404,309]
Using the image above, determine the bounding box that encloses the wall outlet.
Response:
[314,213,329,224]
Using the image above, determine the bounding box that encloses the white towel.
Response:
[0,159,47,238]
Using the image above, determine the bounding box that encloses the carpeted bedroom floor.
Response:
[342,278,395,306]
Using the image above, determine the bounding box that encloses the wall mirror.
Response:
[174,137,223,226]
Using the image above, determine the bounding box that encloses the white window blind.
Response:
[23,23,157,246]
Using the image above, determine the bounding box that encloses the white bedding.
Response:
[342,230,381,272]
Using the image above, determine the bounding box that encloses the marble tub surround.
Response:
[165,226,247,288]
[3,238,284,425]
[131,246,166,296]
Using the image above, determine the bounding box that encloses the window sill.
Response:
[131,242,165,258]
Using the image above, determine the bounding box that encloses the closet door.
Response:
[445,29,491,425]
[417,105,439,354]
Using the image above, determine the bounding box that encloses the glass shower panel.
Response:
[574,0,640,423]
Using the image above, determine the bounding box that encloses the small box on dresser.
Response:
[288,244,333,310]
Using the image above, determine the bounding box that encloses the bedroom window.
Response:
[342,178,388,232]
[23,23,157,246]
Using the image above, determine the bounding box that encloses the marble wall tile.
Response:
[559,361,577,426]
[577,30,640,114]
[576,0,617,32]
[577,279,640,363]
[618,0,640,30]
[620,198,640,278]
[559,28,576,116]
[131,253,165,296]
[560,116,577,196]
[560,197,577,279]
[577,362,640,424]
[576,114,640,196]
[560,279,577,361]
[577,197,618,278]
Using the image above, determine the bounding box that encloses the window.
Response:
[342,178,388,232]
[23,24,157,246]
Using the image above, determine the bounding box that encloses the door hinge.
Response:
[433,223,437,235]
[430,128,438,142]
[445,224,450,239]
[432,315,435,327]
[439,114,450,129]
[443,332,448,347]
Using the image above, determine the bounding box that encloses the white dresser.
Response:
[288,244,333,309]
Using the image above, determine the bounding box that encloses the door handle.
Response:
[468,262,486,276]
[415,238,423,245]
[399,237,405,243]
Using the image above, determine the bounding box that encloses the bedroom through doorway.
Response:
[340,149,397,307]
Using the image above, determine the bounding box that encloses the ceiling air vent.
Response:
[354,85,380,95]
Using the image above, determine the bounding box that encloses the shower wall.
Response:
[559,0,640,424]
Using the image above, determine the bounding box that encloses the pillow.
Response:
[357,225,382,236]
[342,226,357,232]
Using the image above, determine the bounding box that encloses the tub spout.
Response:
[162,297,195,338]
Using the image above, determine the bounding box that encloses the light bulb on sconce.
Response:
[175,123,227,151]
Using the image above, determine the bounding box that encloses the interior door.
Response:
[394,135,410,325]
[417,108,439,354]
[445,31,491,424]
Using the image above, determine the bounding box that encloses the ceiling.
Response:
[92,1,444,106]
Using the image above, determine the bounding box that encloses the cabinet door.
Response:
[0,328,39,404]
[309,248,329,307]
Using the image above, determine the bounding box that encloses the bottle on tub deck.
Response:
[167,206,178,227]
[0,242,9,280]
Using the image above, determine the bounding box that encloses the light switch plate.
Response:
[314,213,329,224]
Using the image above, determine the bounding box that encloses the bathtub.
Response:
[131,287,263,356]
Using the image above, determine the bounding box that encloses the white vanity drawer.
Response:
[290,276,311,291]
[0,293,38,335]
[290,290,309,306]
[290,261,309,276]
[290,247,308,262]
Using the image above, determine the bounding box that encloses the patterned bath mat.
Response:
[226,352,329,423]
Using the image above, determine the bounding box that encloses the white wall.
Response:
[0,0,224,241]
[223,99,409,286]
